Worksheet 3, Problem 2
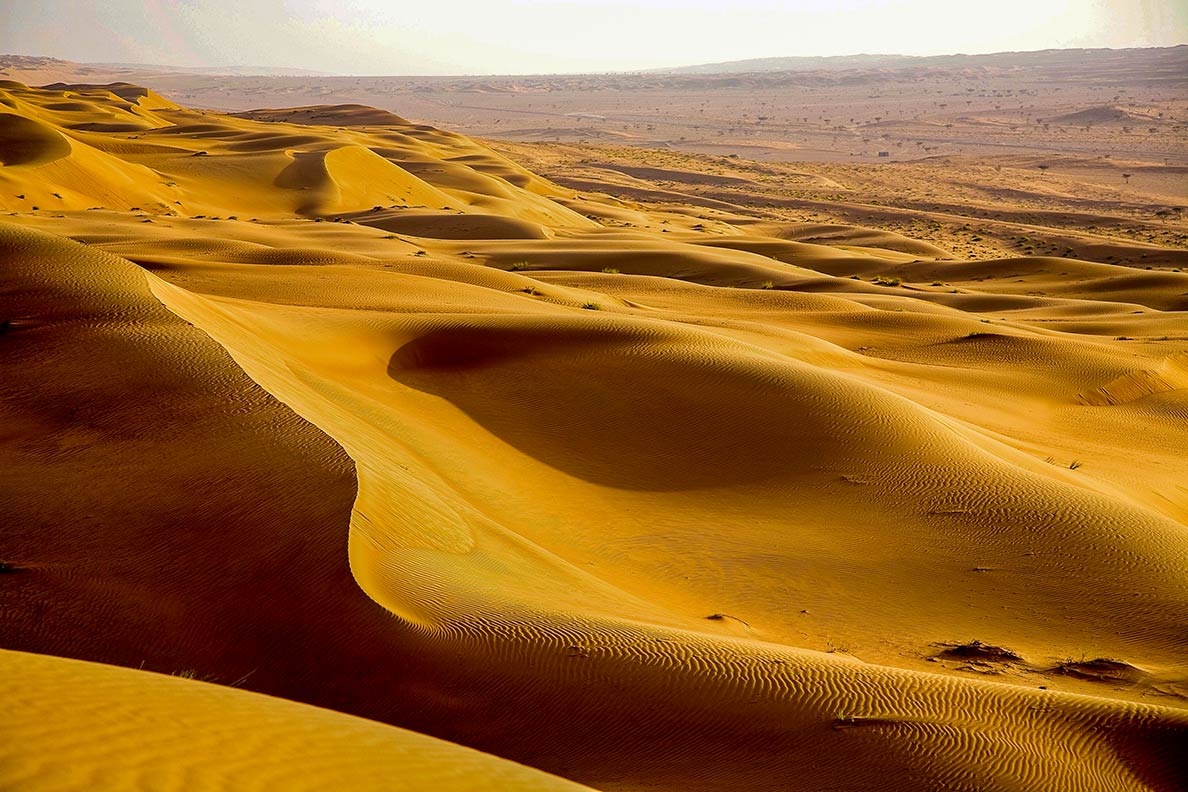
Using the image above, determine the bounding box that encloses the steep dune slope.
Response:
[0,112,72,165]
[2,84,1187,791]
[0,222,416,715]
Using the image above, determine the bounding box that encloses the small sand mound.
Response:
[1053,658,1148,684]
[935,641,1023,664]
[1047,105,1160,126]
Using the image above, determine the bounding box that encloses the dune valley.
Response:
[0,57,1187,792]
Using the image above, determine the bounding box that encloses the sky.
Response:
[3,0,1187,75]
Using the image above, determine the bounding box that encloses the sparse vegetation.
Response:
[509,261,530,271]
[873,276,902,287]
[833,712,859,729]
[705,613,751,627]
[171,668,221,682]
[935,640,1022,664]
[581,302,600,310]
[601,267,620,274]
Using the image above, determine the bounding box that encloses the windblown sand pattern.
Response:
[1,80,1186,791]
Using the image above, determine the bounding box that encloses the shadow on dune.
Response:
[387,322,853,491]
[0,112,72,166]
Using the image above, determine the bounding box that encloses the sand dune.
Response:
[1,82,1187,791]
[0,649,593,791]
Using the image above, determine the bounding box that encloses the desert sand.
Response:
[0,649,593,791]
[5,48,1185,166]
[1,73,1186,791]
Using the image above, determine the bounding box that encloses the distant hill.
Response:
[232,104,410,126]
[656,45,1188,75]
[96,61,337,77]
[0,53,334,79]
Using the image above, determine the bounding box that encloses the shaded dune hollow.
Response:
[384,319,903,490]
[1,81,1187,792]
[0,112,73,165]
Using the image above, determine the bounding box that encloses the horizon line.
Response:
[2,42,1185,80]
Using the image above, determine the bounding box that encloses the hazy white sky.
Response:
[3,0,1186,74]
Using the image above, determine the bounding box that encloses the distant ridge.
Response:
[655,45,1188,75]
[95,61,337,77]
[0,53,335,78]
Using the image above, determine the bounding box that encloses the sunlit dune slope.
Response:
[0,649,593,792]
[2,82,1187,792]
[0,80,588,224]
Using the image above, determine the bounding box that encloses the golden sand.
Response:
[1,80,1185,791]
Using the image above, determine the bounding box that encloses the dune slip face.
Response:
[1,81,1187,791]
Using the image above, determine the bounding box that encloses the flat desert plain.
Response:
[1,49,1187,792]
